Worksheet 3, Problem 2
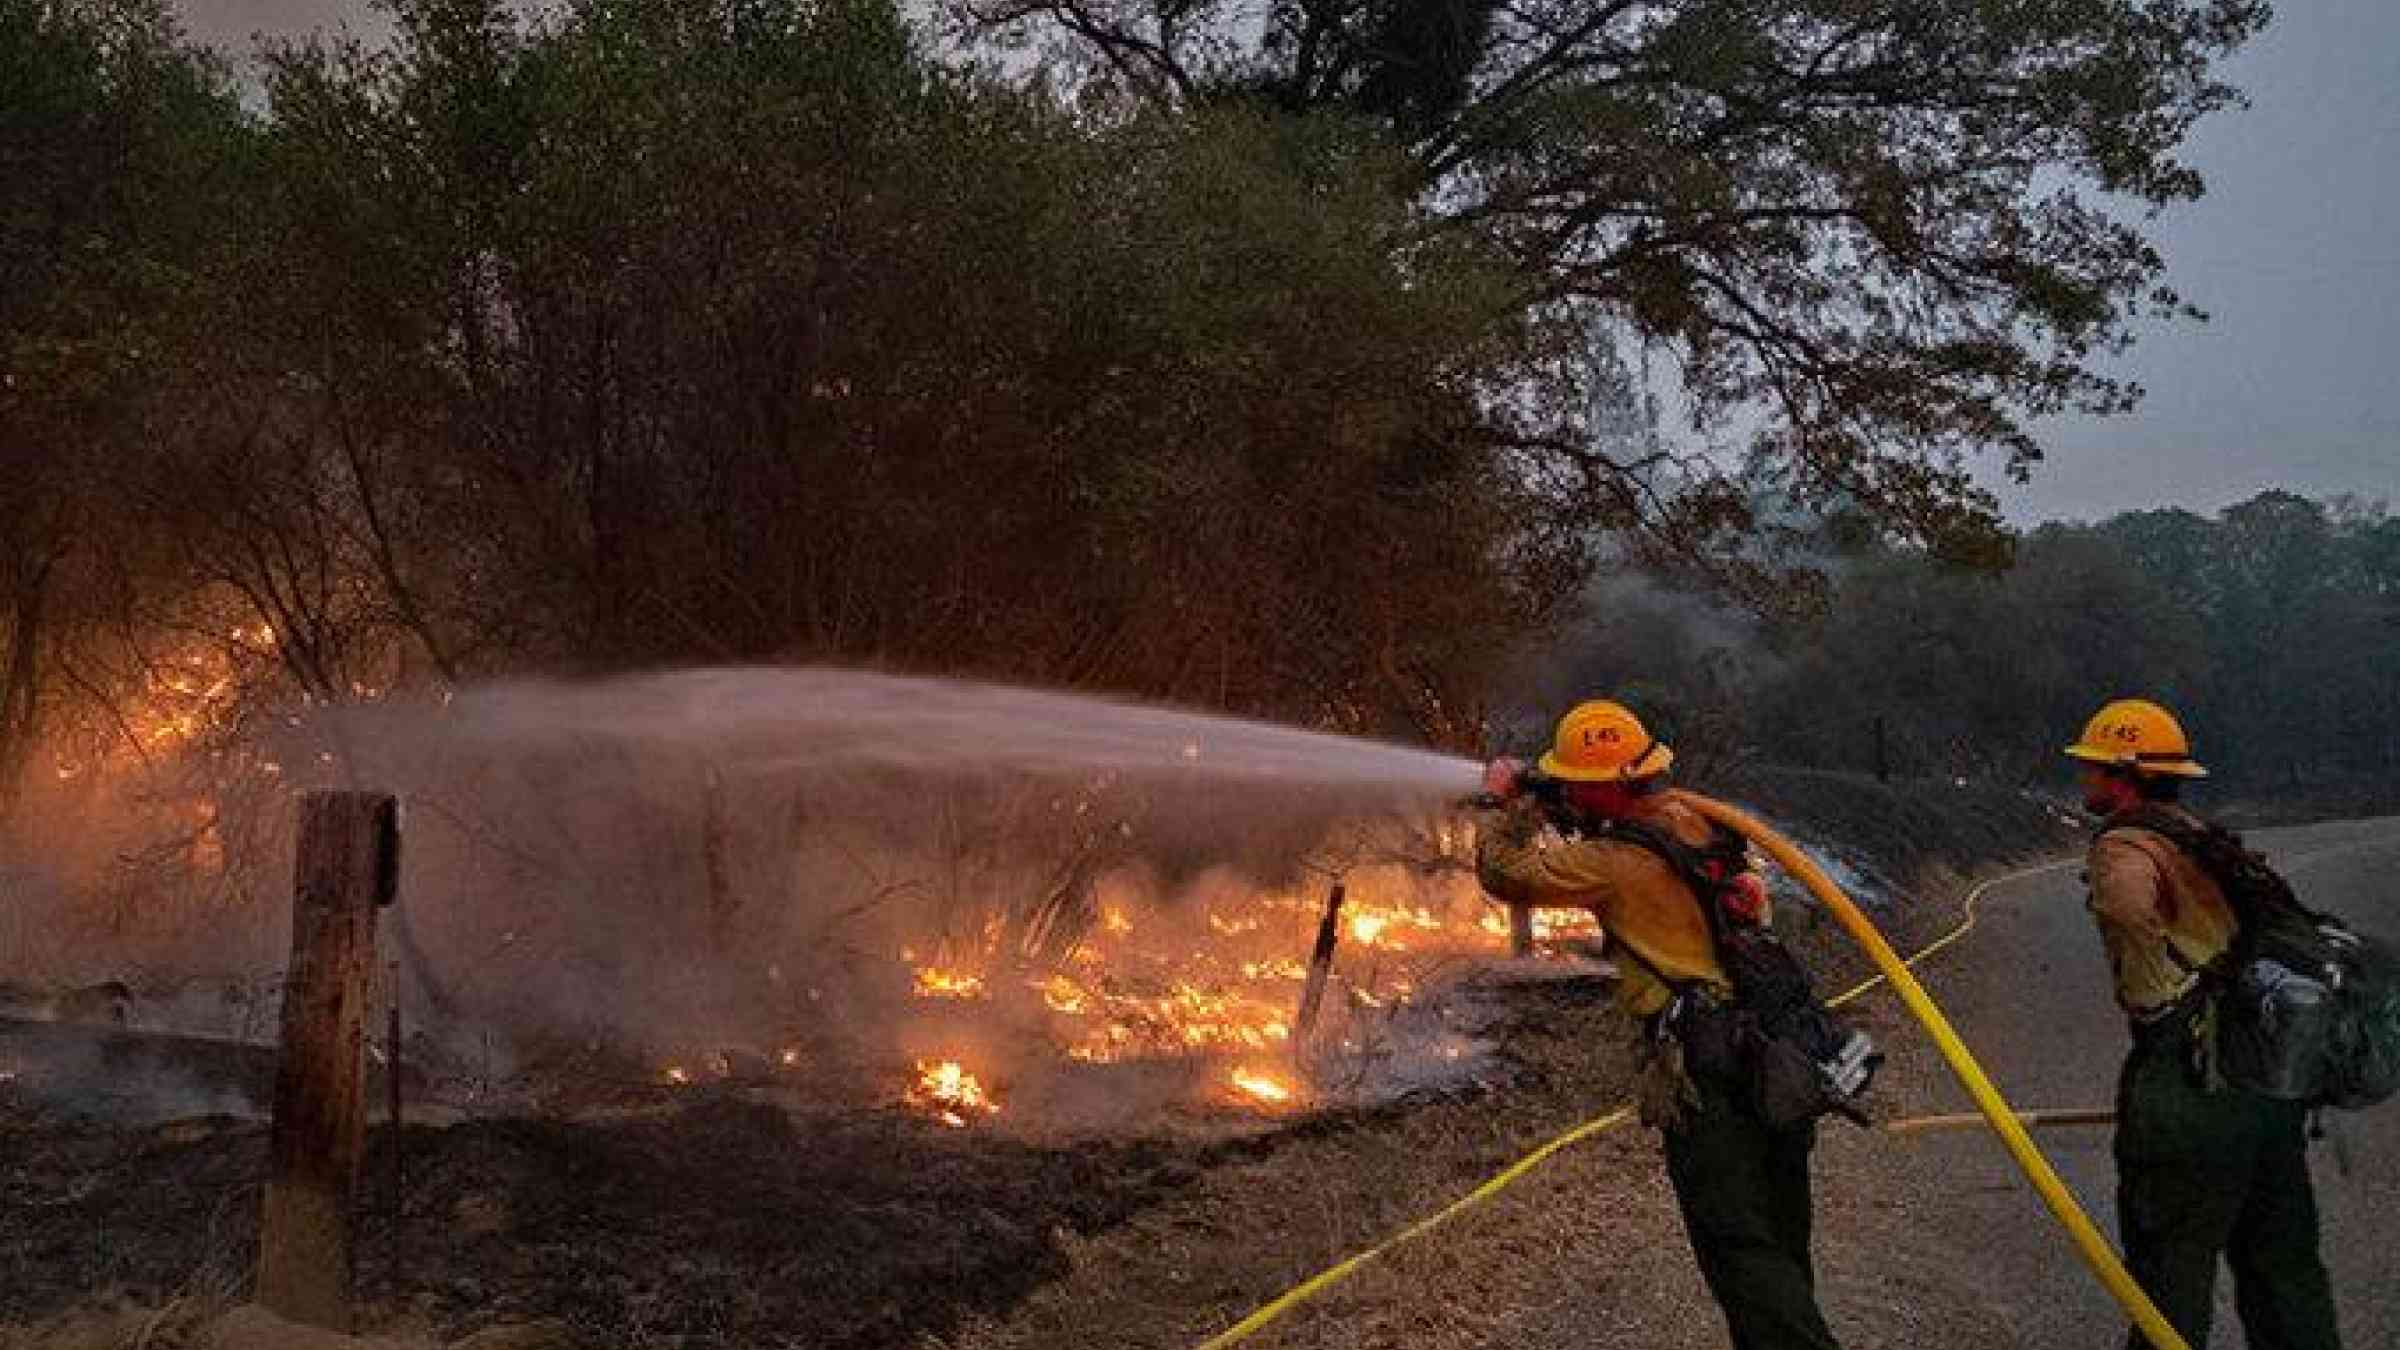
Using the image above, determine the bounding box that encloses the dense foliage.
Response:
[1,0,2281,804]
[956,0,2271,572]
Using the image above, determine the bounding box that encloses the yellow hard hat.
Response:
[1538,700,1674,783]
[2063,698,2209,779]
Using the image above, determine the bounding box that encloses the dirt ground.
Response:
[0,1083,1234,1348]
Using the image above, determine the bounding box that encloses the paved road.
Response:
[1836,814,2400,1349]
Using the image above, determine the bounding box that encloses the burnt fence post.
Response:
[257,791,398,1332]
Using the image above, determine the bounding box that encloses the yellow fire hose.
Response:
[1673,790,2185,1350]
[1190,796,2180,1350]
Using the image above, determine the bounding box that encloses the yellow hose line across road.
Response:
[1187,1103,1638,1350]
[1193,802,2177,1350]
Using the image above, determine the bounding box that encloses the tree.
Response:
[953,0,2269,571]
[0,0,250,800]
[157,0,1556,739]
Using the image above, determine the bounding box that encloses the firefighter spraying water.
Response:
[1470,699,1872,1349]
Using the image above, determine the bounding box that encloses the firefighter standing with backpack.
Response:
[2067,698,2343,1350]
[1478,699,1852,1350]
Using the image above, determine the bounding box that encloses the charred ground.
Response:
[3,1087,1216,1347]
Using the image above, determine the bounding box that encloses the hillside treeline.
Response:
[4,0,2269,801]
[1534,491,2400,796]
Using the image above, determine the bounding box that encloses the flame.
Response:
[1532,909,1601,941]
[51,617,290,784]
[1035,974,1090,1014]
[907,1059,998,1127]
[879,870,1578,1117]
[1342,902,1446,950]
[912,966,988,999]
[1229,1067,1295,1105]
[1476,907,1602,942]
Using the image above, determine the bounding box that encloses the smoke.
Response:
[1495,572,1785,769]
[179,668,1490,1120]
[0,751,293,999]
[0,1024,269,1124]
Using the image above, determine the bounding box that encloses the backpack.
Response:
[2113,808,2400,1110]
[1582,815,1883,1128]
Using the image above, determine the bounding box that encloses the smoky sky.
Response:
[2001,1,2400,524]
[178,0,388,51]
[174,0,2400,526]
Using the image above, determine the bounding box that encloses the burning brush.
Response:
[907,1059,1000,1128]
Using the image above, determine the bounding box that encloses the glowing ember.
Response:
[907,1059,999,1127]
[1476,907,1603,943]
[1532,909,1601,941]
[1229,1068,1295,1105]
[1035,974,1091,1014]
[1343,902,1446,949]
[913,967,988,999]
[663,1065,691,1085]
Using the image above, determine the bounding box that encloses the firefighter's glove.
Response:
[1482,756,1527,800]
[1635,1037,1702,1133]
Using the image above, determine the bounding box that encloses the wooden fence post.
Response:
[258,791,398,1332]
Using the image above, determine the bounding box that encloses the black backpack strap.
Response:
[2104,806,2322,925]
[1584,816,1746,981]
[2102,804,2209,856]
[2100,807,2221,977]
[1589,817,1744,897]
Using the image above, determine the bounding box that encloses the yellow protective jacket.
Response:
[2085,805,2240,1019]
[1476,795,1742,1016]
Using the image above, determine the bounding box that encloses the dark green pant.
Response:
[2115,1031,2342,1350]
[1662,1081,1842,1350]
